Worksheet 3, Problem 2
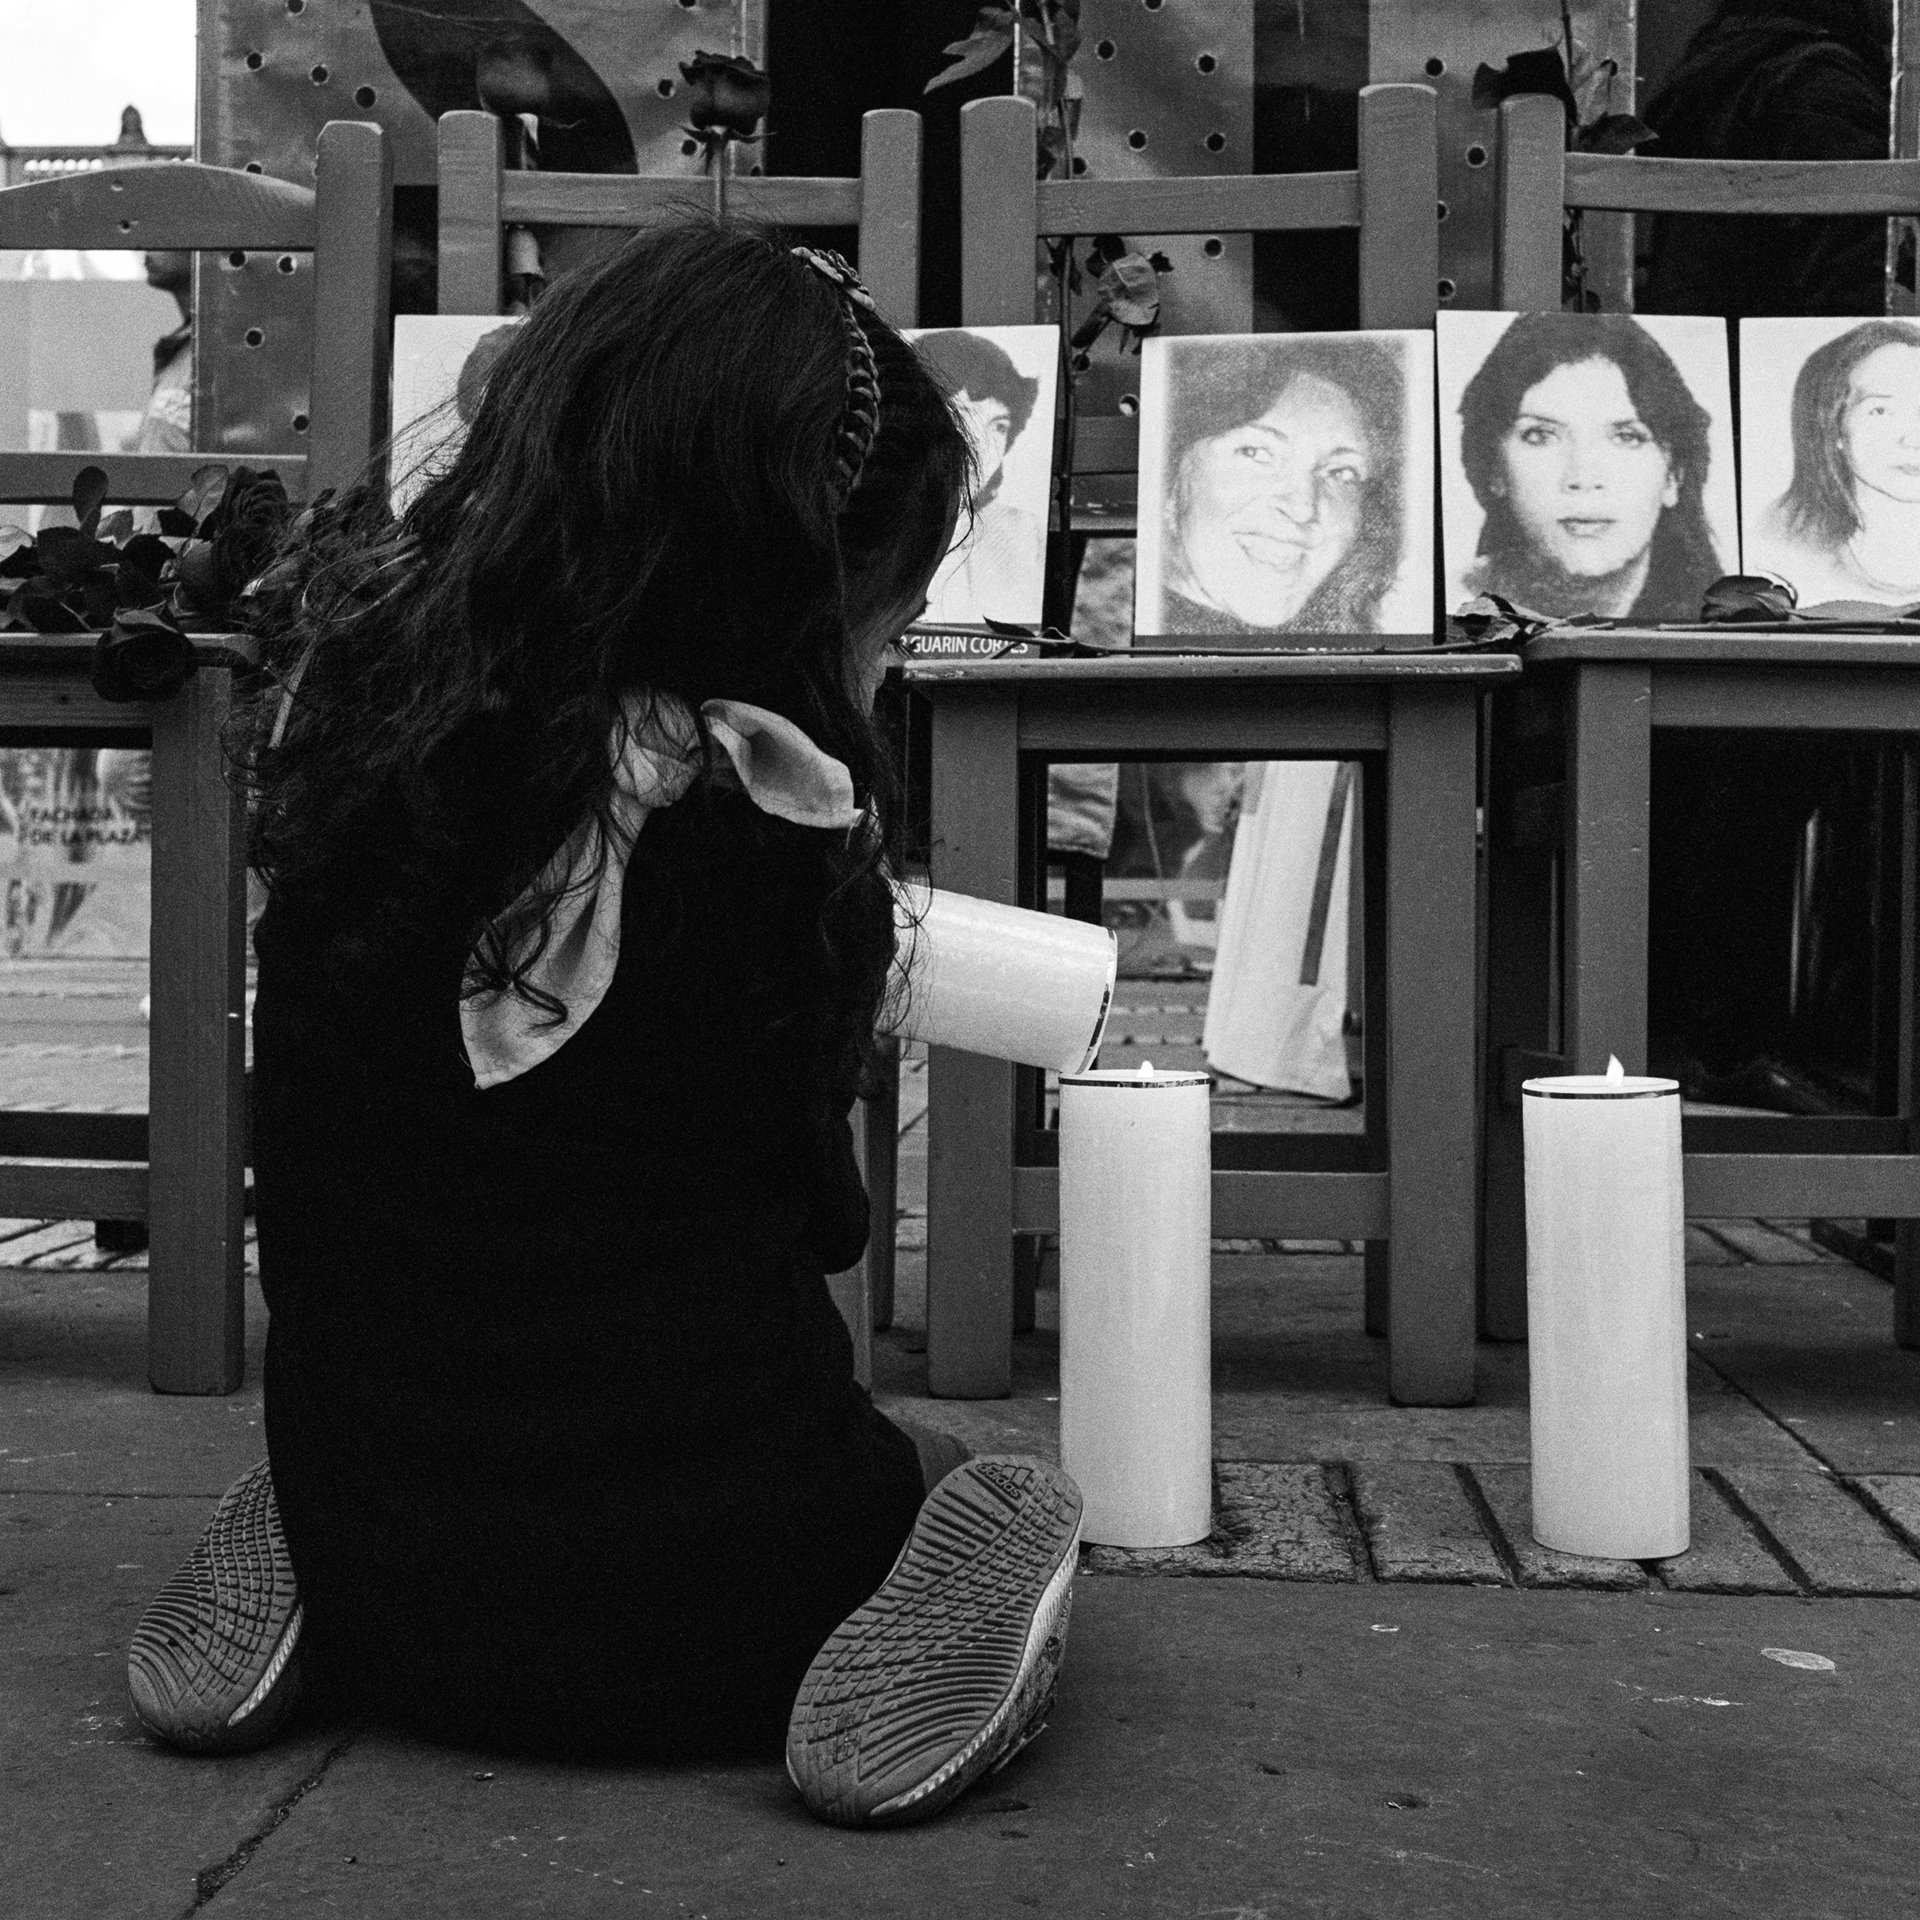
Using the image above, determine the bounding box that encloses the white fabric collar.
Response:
[461,693,861,1088]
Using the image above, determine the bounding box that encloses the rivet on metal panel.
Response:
[1465,144,1488,167]
[291,412,309,433]
[1203,131,1225,153]
[354,86,376,108]
[245,51,264,71]
[245,328,265,348]
[309,64,329,85]
[225,250,246,269]
[657,78,675,96]
[1438,278,1457,302]
[1438,201,1450,223]
[1118,393,1139,416]
[1202,236,1223,257]
[680,138,698,157]
[277,255,297,274]
[1425,56,1445,77]
[1096,39,1116,58]
[1126,128,1147,149]
[287,0,305,12]
[1196,52,1216,73]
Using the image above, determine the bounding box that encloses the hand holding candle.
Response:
[1522,1055,1689,1560]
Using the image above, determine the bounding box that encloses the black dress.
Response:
[253,787,925,1758]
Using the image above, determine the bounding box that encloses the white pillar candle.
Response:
[1059,1064,1212,1547]
[1522,1059,1689,1560]
[889,881,1116,1072]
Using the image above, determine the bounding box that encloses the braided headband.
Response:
[792,246,882,502]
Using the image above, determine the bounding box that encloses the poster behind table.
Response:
[903,325,1059,635]
[389,315,526,515]
[0,749,150,958]
[1437,310,1739,624]
[1739,317,1920,610]
[1133,329,1435,647]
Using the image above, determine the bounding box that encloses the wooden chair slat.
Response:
[0,450,308,506]
[858,109,921,327]
[1494,96,1568,312]
[309,120,392,498]
[960,98,1040,327]
[499,171,863,228]
[436,111,503,316]
[0,161,316,251]
[1039,169,1361,235]
[1357,83,1439,329]
[1566,151,1920,217]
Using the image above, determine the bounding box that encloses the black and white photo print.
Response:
[388,314,523,513]
[905,325,1058,628]
[1741,316,1920,608]
[1438,310,1738,623]
[1133,329,1435,645]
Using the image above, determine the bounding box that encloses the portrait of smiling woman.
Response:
[1135,330,1434,642]
[1743,316,1920,607]
[1440,311,1737,622]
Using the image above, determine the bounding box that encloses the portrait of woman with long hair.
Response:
[1135,331,1433,642]
[1442,311,1735,622]
[1745,315,1920,607]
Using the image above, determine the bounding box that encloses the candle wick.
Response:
[1606,1055,1625,1082]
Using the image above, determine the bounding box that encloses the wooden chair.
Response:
[434,110,924,1387]
[1482,94,1920,1342]
[0,121,391,1394]
[912,87,1525,1410]
[435,108,922,326]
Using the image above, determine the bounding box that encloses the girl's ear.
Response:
[1662,463,1682,510]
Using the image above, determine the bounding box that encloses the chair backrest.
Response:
[960,84,1438,488]
[1495,92,1920,311]
[435,109,923,327]
[0,120,391,506]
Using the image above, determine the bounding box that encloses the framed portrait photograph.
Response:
[904,324,1059,630]
[1740,316,1920,608]
[1132,330,1436,648]
[1437,311,1739,624]
[389,314,524,513]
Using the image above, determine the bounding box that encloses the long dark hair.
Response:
[1159,335,1407,634]
[1776,318,1920,549]
[912,329,1041,511]
[239,220,968,1085]
[1457,312,1721,620]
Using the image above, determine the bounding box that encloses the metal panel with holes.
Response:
[1369,0,1636,312]
[1031,0,1255,516]
[193,0,763,460]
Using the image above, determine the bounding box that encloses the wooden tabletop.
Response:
[0,632,257,671]
[1525,628,1920,668]
[901,650,1521,688]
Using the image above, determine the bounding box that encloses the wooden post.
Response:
[961,97,1041,326]
[1357,83,1439,330]
[147,666,248,1394]
[1898,748,1920,1345]
[309,119,392,499]
[1563,664,1652,1074]
[858,110,921,329]
[1495,95,1568,311]
[437,111,503,316]
[1384,690,1480,1407]
[925,692,1020,1397]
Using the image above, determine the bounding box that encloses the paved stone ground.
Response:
[5,967,1920,1914]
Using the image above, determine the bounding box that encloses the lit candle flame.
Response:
[1606,1055,1625,1082]
[1139,1061,1154,1075]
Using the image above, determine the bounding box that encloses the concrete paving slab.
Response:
[1,1489,348,1920]
[1652,1474,1800,1597]
[1352,1462,1508,1585]
[1716,1467,1920,1598]
[1701,1220,1826,1267]
[1853,1474,1920,1554]
[0,1266,269,1499]
[1084,1462,1360,1581]
[1469,1469,1646,1591]
[1685,1224,1743,1265]
[166,1582,1920,1920]
[1686,1267,1920,1475]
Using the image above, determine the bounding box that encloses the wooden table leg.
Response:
[1898,747,1920,1350]
[147,667,247,1395]
[1563,664,1652,1075]
[864,1034,901,1332]
[1384,690,1479,1407]
[925,694,1018,1398]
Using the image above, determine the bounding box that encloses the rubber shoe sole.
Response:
[785,1455,1083,1827]
[127,1458,305,1755]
